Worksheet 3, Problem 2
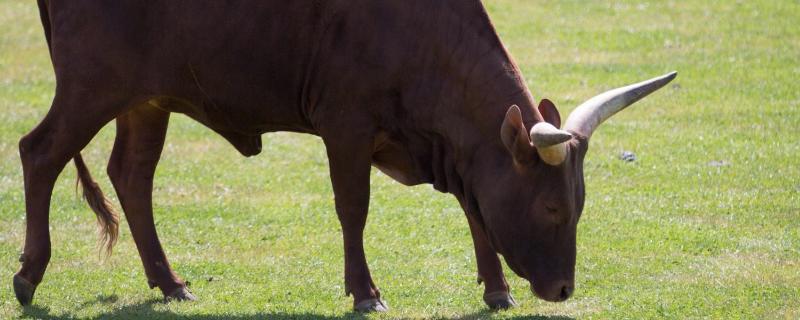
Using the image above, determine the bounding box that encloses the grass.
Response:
[1,0,798,319]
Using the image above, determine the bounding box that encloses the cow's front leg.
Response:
[322,126,387,312]
[466,214,516,310]
[107,105,193,301]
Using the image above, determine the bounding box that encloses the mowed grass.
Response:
[1,0,798,319]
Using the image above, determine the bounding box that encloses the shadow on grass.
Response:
[20,296,573,320]
[455,309,575,320]
[20,298,366,320]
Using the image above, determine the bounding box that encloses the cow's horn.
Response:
[530,122,572,165]
[563,71,677,138]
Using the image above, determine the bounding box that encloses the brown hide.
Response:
[14,0,670,311]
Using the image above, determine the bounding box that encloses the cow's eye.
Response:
[543,203,569,225]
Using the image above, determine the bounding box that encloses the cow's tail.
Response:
[74,154,120,258]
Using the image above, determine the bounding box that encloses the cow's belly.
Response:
[148,97,269,157]
[371,132,424,186]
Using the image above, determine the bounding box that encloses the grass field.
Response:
[1,1,798,319]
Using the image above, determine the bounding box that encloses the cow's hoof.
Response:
[13,274,36,306]
[354,298,388,313]
[164,287,197,302]
[483,291,516,310]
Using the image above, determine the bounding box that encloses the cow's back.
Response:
[44,1,336,134]
[42,0,498,138]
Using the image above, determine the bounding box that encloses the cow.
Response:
[14,0,676,312]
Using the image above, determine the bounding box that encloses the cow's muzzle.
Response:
[530,280,574,302]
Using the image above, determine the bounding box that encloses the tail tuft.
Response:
[74,154,119,258]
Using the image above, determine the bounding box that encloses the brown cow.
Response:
[15,0,676,312]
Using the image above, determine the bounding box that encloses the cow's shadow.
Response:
[19,295,575,320]
[21,302,364,320]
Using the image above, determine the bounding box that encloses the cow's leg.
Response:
[322,126,387,312]
[466,214,516,310]
[106,105,194,302]
[14,91,126,306]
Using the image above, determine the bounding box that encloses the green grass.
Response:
[1,0,798,319]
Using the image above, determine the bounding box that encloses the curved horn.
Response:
[530,122,572,165]
[563,71,677,138]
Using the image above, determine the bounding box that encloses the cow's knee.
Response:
[19,135,34,169]
[19,132,61,180]
[19,133,42,167]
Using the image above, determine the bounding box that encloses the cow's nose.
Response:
[559,285,574,301]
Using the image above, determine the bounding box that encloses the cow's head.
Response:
[477,72,676,302]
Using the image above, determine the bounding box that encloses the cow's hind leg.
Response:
[466,214,516,310]
[322,124,387,312]
[14,91,128,306]
[106,104,194,301]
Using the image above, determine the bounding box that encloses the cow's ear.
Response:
[538,99,562,128]
[501,105,534,163]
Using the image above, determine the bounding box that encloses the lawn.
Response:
[1,1,798,319]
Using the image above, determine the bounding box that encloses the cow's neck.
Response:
[402,2,542,207]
